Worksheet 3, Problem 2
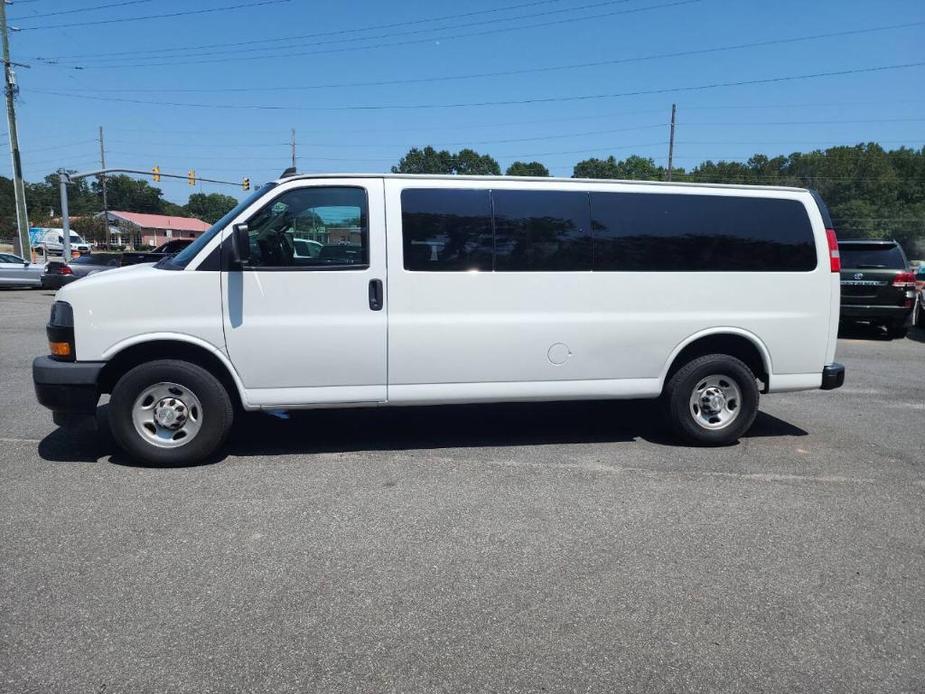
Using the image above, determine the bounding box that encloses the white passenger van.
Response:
[33,172,845,465]
[33,228,92,256]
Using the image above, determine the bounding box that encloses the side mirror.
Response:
[231,223,250,265]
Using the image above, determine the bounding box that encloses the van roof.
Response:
[275,172,810,193]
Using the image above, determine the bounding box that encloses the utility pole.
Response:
[667,103,677,182]
[290,128,296,170]
[98,126,110,247]
[1,1,30,258]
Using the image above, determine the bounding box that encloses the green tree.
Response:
[612,155,665,180]
[161,200,188,217]
[506,161,550,177]
[454,148,500,175]
[101,174,164,213]
[392,146,500,175]
[185,192,238,223]
[572,155,672,180]
[69,215,109,244]
[392,146,456,174]
[572,156,621,179]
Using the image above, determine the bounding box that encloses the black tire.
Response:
[109,359,233,466]
[888,323,908,340]
[916,301,925,328]
[662,354,759,446]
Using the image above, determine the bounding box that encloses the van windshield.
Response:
[159,182,277,270]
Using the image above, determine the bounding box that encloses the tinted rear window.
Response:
[592,193,817,272]
[401,188,493,271]
[400,188,817,272]
[838,244,906,270]
[492,190,591,271]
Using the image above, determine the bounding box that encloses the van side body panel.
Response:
[384,178,833,403]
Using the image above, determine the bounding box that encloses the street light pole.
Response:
[667,103,677,182]
[58,170,70,259]
[290,128,296,170]
[99,126,110,247]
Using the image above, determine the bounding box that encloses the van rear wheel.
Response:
[663,354,759,446]
[109,359,233,465]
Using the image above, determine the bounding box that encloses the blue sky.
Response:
[5,0,924,204]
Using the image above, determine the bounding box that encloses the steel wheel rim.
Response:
[131,381,203,449]
[689,374,742,430]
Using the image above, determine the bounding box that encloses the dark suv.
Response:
[839,240,915,339]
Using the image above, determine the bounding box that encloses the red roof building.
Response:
[103,211,211,248]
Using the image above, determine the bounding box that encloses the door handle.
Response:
[368,278,383,311]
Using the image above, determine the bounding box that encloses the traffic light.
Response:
[152,165,160,182]
[187,169,196,186]
[242,177,250,191]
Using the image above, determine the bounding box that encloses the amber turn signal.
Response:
[49,341,72,358]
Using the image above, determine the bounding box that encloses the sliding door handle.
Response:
[368,278,383,311]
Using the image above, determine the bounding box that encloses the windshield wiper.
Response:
[854,264,887,269]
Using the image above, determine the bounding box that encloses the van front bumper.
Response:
[821,363,845,391]
[33,356,104,426]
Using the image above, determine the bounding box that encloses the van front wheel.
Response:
[109,359,233,465]
[663,354,759,446]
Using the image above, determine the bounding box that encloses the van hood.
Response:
[57,262,160,299]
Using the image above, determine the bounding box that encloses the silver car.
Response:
[914,265,925,327]
[0,252,43,288]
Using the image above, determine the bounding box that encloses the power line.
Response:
[22,138,98,153]
[675,140,922,146]
[154,0,680,61]
[85,142,922,166]
[92,100,925,139]
[15,0,291,31]
[57,20,925,86]
[29,61,925,112]
[681,117,925,126]
[10,0,155,21]
[112,123,670,150]
[32,0,576,60]
[35,0,700,68]
[102,130,924,153]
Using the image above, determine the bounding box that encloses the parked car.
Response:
[914,264,925,327]
[121,238,194,266]
[41,253,123,289]
[33,173,846,465]
[0,252,43,288]
[838,240,915,338]
[32,229,92,256]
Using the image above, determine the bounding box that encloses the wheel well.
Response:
[98,340,241,406]
[666,333,769,391]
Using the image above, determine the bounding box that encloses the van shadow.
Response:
[37,400,808,468]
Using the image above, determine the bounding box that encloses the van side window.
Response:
[245,186,368,269]
[592,193,817,272]
[492,190,591,271]
[401,189,492,271]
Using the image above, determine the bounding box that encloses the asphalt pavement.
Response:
[1,288,923,693]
